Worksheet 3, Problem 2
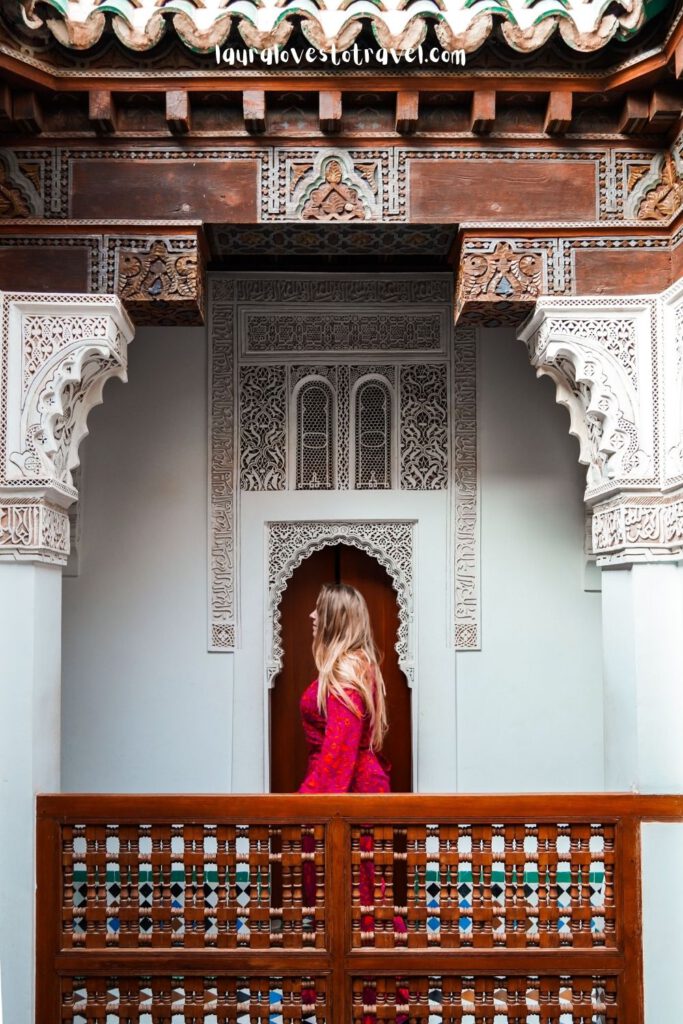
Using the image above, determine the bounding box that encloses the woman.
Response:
[298,582,391,793]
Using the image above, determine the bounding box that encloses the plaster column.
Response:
[0,292,133,1024]
[519,286,683,1021]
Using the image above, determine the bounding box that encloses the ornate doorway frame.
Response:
[266,518,416,687]
[265,517,417,788]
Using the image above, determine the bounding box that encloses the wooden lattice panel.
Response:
[351,823,615,948]
[61,976,327,1024]
[62,823,325,949]
[350,976,618,1024]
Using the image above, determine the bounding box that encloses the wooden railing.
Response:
[36,794,683,1024]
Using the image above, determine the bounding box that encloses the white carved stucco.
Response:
[0,292,134,564]
[266,519,415,688]
[519,287,683,566]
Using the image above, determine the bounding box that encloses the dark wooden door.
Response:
[270,544,412,792]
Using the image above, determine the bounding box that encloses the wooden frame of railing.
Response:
[36,794,683,1024]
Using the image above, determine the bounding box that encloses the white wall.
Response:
[456,327,604,791]
[61,326,233,792]
[61,322,603,793]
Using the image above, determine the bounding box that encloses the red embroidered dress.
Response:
[298,679,391,793]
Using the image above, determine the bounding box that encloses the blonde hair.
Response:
[312,582,388,751]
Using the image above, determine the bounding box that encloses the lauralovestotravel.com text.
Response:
[215,43,467,67]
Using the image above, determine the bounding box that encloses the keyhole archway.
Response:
[270,543,413,792]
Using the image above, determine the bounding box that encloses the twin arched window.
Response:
[295,376,392,490]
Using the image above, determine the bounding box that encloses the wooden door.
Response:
[270,544,412,792]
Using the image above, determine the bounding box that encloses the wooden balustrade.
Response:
[36,793,683,1024]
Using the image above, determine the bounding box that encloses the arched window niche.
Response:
[294,377,336,490]
[352,377,393,490]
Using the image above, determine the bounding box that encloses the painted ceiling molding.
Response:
[20,0,670,54]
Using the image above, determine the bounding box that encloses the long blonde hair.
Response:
[312,583,388,751]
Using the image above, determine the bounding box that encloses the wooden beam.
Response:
[470,90,495,134]
[395,91,419,134]
[0,85,12,131]
[648,89,683,129]
[619,95,649,134]
[243,90,265,133]
[674,38,683,80]
[88,90,116,133]
[166,90,191,134]
[319,90,342,133]
[12,91,42,134]
[543,91,572,135]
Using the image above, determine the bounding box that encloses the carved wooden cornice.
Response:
[19,0,670,55]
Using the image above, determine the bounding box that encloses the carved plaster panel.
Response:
[266,520,415,687]
[453,328,480,650]
[0,291,133,564]
[519,297,658,503]
[239,365,287,491]
[592,490,683,565]
[661,277,683,490]
[209,274,479,652]
[399,364,449,491]
[0,499,69,564]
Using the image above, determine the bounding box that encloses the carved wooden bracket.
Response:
[114,233,207,326]
[456,239,545,326]
[0,292,134,564]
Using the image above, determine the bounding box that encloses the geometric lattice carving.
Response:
[350,976,618,1023]
[400,364,448,490]
[351,821,614,949]
[39,793,645,1024]
[61,821,325,949]
[266,520,415,687]
[62,976,329,1023]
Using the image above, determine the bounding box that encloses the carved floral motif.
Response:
[301,159,367,222]
[0,149,44,219]
[116,238,205,326]
[635,155,683,223]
